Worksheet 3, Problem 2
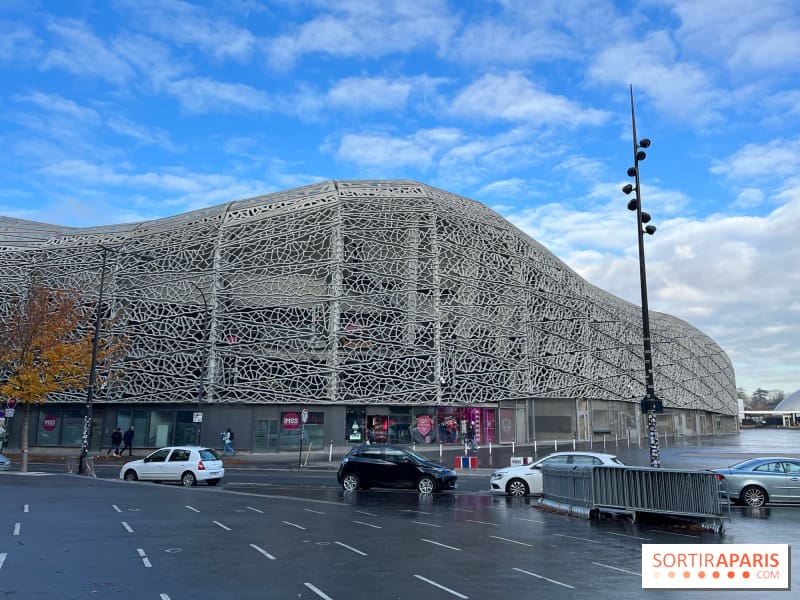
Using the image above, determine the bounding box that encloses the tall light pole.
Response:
[189,280,211,445]
[621,84,663,468]
[79,245,152,474]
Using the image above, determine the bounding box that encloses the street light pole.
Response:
[189,281,211,445]
[622,84,662,468]
[79,248,108,474]
[79,245,152,474]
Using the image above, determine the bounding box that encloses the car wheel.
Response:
[342,473,360,491]
[206,479,220,486]
[417,476,436,494]
[506,478,529,497]
[742,485,767,507]
[181,471,197,487]
[123,470,138,482]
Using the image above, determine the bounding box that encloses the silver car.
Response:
[712,457,800,507]
[119,446,224,487]
[490,451,625,497]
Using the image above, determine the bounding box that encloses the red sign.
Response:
[416,415,433,436]
[43,415,57,431]
[282,412,300,430]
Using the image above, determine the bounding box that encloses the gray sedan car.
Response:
[712,457,800,507]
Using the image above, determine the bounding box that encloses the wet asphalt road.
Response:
[1,429,799,599]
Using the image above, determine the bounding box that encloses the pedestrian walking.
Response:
[107,427,123,456]
[467,421,478,451]
[222,428,236,456]
[120,425,135,456]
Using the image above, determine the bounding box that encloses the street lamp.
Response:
[622,84,663,468]
[189,280,211,445]
[79,245,152,474]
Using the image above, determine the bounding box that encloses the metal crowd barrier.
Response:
[540,464,723,531]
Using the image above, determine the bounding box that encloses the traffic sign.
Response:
[192,412,203,423]
[5,408,14,418]
[301,409,308,424]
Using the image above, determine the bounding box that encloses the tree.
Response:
[0,285,94,472]
[750,388,769,411]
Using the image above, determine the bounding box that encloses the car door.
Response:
[165,448,192,481]
[782,461,800,501]
[751,461,790,502]
[529,455,569,493]
[139,448,171,480]
[383,449,419,488]
[357,448,386,487]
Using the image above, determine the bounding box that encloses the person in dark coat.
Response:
[120,426,135,456]
[107,427,123,456]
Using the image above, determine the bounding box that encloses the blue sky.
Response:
[1,0,798,397]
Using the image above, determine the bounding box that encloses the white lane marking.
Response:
[607,532,651,541]
[400,509,432,515]
[249,543,276,560]
[13,523,20,536]
[413,574,468,599]
[137,548,152,568]
[213,521,231,531]
[185,505,200,513]
[656,530,698,538]
[553,533,600,544]
[420,538,461,551]
[283,521,306,530]
[335,541,367,556]
[23,505,29,513]
[513,567,574,589]
[453,508,473,513]
[411,520,441,528]
[489,535,532,547]
[592,562,641,576]
[160,594,171,600]
[353,520,381,529]
[246,506,263,514]
[112,505,121,513]
[304,582,334,600]
[355,510,378,517]
[0,553,6,572]
[513,517,543,523]
[121,522,134,533]
[305,508,325,515]
[466,519,496,526]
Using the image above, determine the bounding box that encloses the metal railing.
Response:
[540,464,723,531]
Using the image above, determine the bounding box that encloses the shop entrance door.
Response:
[254,419,278,453]
[367,413,389,444]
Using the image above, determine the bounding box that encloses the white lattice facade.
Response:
[0,180,737,448]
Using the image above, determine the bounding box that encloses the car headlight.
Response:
[491,472,505,480]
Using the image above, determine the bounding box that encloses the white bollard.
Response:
[512,440,515,456]
[534,439,537,454]
[572,438,576,451]
[328,441,333,463]
[554,439,558,452]
[603,434,606,450]
[439,442,443,459]
[489,441,492,455]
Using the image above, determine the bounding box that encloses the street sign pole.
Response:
[298,409,309,468]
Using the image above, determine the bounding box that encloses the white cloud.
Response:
[711,137,800,181]
[17,92,101,125]
[334,128,462,169]
[43,19,134,85]
[266,0,459,68]
[450,72,610,127]
[106,117,177,151]
[0,21,42,64]
[166,77,271,113]
[327,77,413,112]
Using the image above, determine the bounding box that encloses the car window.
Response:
[542,456,569,465]
[199,448,219,460]
[782,462,800,473]
[753,462,785,473]
[147,449,170,463]
[361,449,384,460]
[169,449,191,462]
[385,450,408,463]
[570,455,600,465]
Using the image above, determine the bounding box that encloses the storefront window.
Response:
[345,406,366,443]
[279,410,324,450]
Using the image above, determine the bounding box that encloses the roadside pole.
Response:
[298,408,308,468]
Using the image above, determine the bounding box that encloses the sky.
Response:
[1,0,798,397]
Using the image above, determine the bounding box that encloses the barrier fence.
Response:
[540,464,724,531]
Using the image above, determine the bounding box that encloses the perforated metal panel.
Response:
[0,180,737,415]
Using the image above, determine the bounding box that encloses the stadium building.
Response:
[0,180,738,452]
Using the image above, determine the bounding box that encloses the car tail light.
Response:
[714,473,725,481]
[198,461,206,470]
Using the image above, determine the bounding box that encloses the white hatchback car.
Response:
[119,446,224,487]
[490,451,624,497]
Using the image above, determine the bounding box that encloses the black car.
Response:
[337,444,457,493]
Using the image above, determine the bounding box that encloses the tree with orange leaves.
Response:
[0,285,96,472]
